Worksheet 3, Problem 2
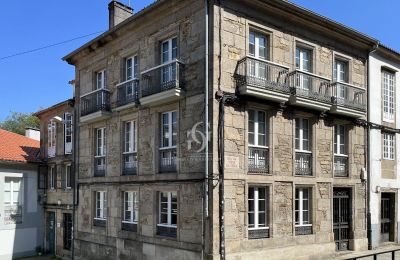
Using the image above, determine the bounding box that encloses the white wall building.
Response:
[369,46,400,248]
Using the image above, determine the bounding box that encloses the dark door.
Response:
[333,188,351,251]
[46,212,56,254]
[64,213,73,250]
[381,193,395,242]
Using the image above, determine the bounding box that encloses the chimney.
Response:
[25,128,40,141]
[108,1,133,29]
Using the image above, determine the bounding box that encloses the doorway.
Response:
[381,193,395,243]
[46,212,56,255]
[333,188,352,251]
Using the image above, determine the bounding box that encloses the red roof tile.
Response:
[0,129,40,163]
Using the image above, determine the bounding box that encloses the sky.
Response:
[0,0,399,121]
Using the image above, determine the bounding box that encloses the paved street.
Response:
[336,245,400,260]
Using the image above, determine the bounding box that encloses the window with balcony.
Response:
[96,70,106,90]
[49,165,56,190]
[94,191,107,227]
[4,177,23,224]
[62,164,72,189]
[122,121,137,175]
[81,70,110,117]
[159,111,177,172]
[383,132,395,160]
[157,191,177,237]
[248,186,269,239]
[383,70,395,122]
[95,128,106,177]
[295,118,312,176]
[48,120,56,158]
[295,187,312,235]
[296,47,312,73]
[248,110,269,174]
[334,125,348,177]
[117,56,139,106]
[64,113,73,154]
[122,191,138,232]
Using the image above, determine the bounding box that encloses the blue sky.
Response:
[0,0,398,121]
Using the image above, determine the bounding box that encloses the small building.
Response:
[0,128,44,259]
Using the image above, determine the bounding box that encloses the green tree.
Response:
[0,112,40,135]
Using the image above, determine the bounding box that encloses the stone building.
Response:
[368,45,400,248]
[35,99,75,258]
[62,0,384,259]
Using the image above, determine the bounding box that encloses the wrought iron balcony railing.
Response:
[248,228,270,239]
[248,147,269,174]
[295,151,312,176]
[94,156,106,177]
[141,60,184,98]
[81,89,111,116]
[122,152,137,175]
[159,148,177,173]
[330,82,366,111]
[286,70,331,103]
[334,155,348,177]
[117,79,139,107]
[234,57,289,93]
[156,225,177,237]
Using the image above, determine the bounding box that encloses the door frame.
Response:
[333,187,353,251]
[380,192,396,243]
[46,211,56,255]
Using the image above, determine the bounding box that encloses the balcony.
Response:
[159,148,177,173]
[295,151,312,176]
[140,60,184,106]
[234,57,290,102]
[330,82,366,118]
[80,89,111,123]
[116,79,139,110]
[334,155,348,177]
[156,225,177,238]
[248,147,269,174]
[94,156,106,177]
[287,70,332,111]
[122,152,137,175]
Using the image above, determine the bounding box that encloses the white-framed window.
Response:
[383,70,395,122]
[96,70,106,90]
[334,125,347,155]
[64,113,73,154]
[162,37,178,64]
[4,177,23,224]
[123,121,137,171]
[48,120,56,158]
[296,47,312,72]
[383,133,395,160]
[49,166,56,190]
[125,56,138,81]
[158,191,177,227]
[334,59,348,83]
[95,191,107,219]
[160,111,177,148]
[65,164,72,189]
[249,31,267,60]
[248,186,268,230]
[123,191,139,223]
[95,128,106,173]
[248,110,268,147]
[295,187,312,227]
[295,118,311,152]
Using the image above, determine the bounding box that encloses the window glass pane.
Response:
[249,32,255,56]
[172,38,178,60]
[4,191,11,204]
[172,112,177,146]
[162,41,169,63]
[162,113,169,147]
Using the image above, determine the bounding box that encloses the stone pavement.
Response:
[335,244,400,259]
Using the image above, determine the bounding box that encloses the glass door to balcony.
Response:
[96,70,106,109]
[334,60,348,103]
[249,32,268,81]
[161,37,177,90]
[296,47,312,93]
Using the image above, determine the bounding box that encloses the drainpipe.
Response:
[72,93,79,259]
[367,43,379,250]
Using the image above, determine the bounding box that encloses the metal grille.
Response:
[93,219,106,227]
[81,89,111,116]
[330,82,366,111]
[295,226,312,235]
[295,152,312,176]
[117,79,139,107]
[333,189,351,251]
[286,71,331,103]
[334,155,348,177]
[248,229,270,239]
[63,213,72,250]
[94,157,106,177]
[159,149,177,173]
[122,153,137,175]
[156,226,177,237]
[248,147,269,174]
[122,222,137,232]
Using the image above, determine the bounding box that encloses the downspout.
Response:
[367,43,379,250]
[72,86,79,259]
[203,0,209,258]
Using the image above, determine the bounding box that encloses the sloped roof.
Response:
[0,129,41,164]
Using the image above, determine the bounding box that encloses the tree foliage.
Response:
[0,112,40,135]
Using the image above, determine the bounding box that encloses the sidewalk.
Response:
[335,244,400,259]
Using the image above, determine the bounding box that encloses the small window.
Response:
[4,177,23,224]
[158,191,177,227]
[295,187,312,235]
[95,70,106,90]
[48,120,56,158]
[64,113,73,154]
[123,191,139,223]
[383,133,395,160]
[248,110,268,147]
[383,70,395,122]
[248,186,269,239]
[296,47,312,72]
[95,191,107,219]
